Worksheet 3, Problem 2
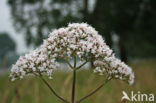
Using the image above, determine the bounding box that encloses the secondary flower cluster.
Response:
[10,23,134,84]
[10,49,58,81]
[94,54,134,85]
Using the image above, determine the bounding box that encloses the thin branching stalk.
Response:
[76,78,112,103]
[39,75,69,103]
[77,61,88,70]
[66,60,73,69]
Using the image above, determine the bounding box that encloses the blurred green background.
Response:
[0,0,156,103]
[0,61,156,103]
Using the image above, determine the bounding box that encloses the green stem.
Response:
[71,70,76,103]
[77,61,88,70]
[39,76,69,103]
[76,78,111,103]
[66,60,73,69]
[74,56,76,68]
[71,56,77,103]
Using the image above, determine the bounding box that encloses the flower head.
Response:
[10,23,134,85]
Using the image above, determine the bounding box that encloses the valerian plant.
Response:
[10,23,134,103]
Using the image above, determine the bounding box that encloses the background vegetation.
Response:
[0,60,156,103]
[7,0,156,61]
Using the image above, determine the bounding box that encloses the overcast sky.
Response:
[0,0,27,54]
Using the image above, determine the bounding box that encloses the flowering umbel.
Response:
[10,23,134,85]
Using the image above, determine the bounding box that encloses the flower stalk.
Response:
[71,56,77,103]
[71,69,76,103]
[39,75,69,103]
[76,77,112,103]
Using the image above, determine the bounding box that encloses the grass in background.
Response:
[0,60,156,103]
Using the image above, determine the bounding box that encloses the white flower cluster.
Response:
[94,55,134,85]
[10,23,134,85]
[10,49,58,81]
[41,23,106,60]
